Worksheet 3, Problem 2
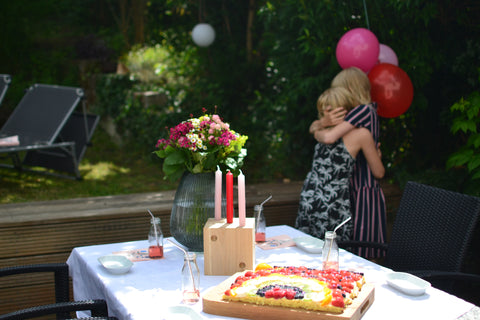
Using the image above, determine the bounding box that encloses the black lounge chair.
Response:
[0,74,11,106]
[0,83,99,180]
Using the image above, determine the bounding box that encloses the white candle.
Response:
[238,170,246,227]
[215,166,222,220]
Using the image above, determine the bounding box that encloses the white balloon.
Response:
[192,23,216,47]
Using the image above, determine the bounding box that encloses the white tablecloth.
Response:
[67,225,476,320]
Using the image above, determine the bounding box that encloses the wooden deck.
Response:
[0,180,401,316]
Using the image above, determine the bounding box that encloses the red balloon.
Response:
[368,63,414,118]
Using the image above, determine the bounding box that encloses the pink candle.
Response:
[226,171,234,223]
[215,167,222,220]
[238,170,246,227]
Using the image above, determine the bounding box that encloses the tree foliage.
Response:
[1,0,479,192]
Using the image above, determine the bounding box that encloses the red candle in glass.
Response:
[226,170,234,223]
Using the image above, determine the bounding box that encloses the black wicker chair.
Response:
[0,263,117,320]
[339,181,480,292]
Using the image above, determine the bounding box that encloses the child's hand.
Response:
[323,106,346,127]
[309,120,323,134]
[377,142,382,158]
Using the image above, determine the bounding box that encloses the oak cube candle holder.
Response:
[203,217,255,275]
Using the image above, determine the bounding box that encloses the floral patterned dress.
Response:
[295,139,355,241]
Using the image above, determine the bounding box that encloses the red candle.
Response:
[226,170,234,223]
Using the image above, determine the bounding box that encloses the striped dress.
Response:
[344,103,387,258]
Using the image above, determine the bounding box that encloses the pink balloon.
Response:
[378,44,399,66]
[336,28,380,72]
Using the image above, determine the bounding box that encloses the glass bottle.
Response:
[322,231,339,271]
[148,217,164,258]
[254,205,266,242]
[182,252,200,304]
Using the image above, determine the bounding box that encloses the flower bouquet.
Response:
[154,108,248,250]
[154,108,248,182]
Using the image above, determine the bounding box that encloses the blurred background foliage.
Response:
[0,0,479,196]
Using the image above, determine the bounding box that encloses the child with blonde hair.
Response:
[296,86,384,241]
[309,67,387,258]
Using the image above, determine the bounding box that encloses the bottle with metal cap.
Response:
[254,195,272,242]
[254,205,266,242]
[148,217,164,258]
[322,231,339,271]
[182,252,200,304]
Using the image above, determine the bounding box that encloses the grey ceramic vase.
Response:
[170,171,226,251]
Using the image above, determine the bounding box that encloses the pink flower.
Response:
[156,138,169,148]
[212,114,221,123]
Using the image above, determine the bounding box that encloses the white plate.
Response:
[98,255,133,275]
[293,236,324,254]
[386,272,431,296]
[163,306,203,320]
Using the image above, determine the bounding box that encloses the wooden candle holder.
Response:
[203,217,255,275]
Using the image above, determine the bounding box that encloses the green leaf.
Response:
[469,134,480,148]
[472,170,480,180]
[164,150,187,165]
[452,120,477,134]
[446,149,474,169]
[202,152,218,171]
[467,156,480,172]
[163,162,182,175]
[192,163,204,173]
[162,160,186,182]
[450,99,465,112]
[154,149,166,158]
[170,169,185,182]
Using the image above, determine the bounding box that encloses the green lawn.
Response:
[0,127,177,204]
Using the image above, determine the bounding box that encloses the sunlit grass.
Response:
[81,161,130,180]
[0,127,177,204]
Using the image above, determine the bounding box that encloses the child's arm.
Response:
[313,121,355,144]
[357,128,385,179]
[309,107,346,134]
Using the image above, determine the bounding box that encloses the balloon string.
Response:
[363,0,370,30]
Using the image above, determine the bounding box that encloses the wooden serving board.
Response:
[203,273,375,320]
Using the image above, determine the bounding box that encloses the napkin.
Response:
[256,235,295,250]
[0,135,19,147]
[113,248,164,262]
